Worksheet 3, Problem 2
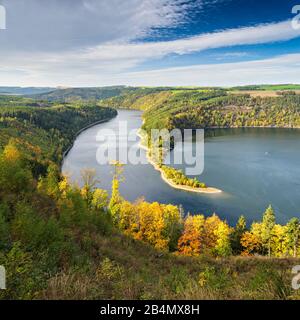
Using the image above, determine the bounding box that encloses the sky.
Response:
[0,0,300,87]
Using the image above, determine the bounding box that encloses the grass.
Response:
[40,230,300,300]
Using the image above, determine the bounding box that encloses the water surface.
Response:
[62,109,300,225]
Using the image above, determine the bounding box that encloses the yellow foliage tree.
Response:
[3,140,21,162]
[135,201,168,250]
[91,189,109,210]
[214,221,233,257]
[270,224,288,257]
[58,176,69,198]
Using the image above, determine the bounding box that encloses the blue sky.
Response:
[0,0,300,86]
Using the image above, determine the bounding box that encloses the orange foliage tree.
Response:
[177,215,205,256]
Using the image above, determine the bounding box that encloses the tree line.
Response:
[108,162,300,258]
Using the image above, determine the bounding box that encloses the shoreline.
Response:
[137,131,222,194]
[61,114,117,167]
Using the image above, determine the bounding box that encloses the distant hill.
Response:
[4,84,300,101]
[0,87,55,95]
[29,86,209,102]
[30,86,140,102]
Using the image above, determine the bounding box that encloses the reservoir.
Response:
[62,109,300,225]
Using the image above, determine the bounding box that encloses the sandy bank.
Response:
[137,131,222,194]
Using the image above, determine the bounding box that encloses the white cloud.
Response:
[83,19,300,64]
[0,17,300,86]
[1,53,300,87]
[0,0,194,51]
[214,52,250,60]
[112,53,300,87]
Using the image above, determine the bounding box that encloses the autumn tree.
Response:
[118,200,137,234]
[136,201,181,251]
[109,161,124,224]
[3,139,21,163]
[80,168,99,206]
[270,224,287,257]
[178,215,205,256]
[241,231,262,256]
[241,221,264,256]
[214,221,233,257]
[58,176,69,198]
[0,144,32,194]
[135,201,168,250]
[178,214,232,257]
[118,199,182,251]
[202,214,222,252]
[91,189,109,211]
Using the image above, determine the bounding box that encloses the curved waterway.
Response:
[62,109,300,225]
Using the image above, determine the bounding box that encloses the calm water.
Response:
[62,109,300,225]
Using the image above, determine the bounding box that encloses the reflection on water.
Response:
[62,109,300,225]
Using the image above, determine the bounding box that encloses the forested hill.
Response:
[0,96,117,176]
[29,86,221,103]
[30,86,140,102]
[26,84,300,104]
[0,87,55,96]
[102,88,300,132]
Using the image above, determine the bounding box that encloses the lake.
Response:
[62,109,300,225]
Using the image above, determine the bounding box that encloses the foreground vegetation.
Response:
[0,143,300,300]
[0,93,300,300]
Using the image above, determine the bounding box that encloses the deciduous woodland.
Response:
[1,89,300,300]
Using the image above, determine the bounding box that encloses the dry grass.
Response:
[39,231,300,300]
[230,90,279,97]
